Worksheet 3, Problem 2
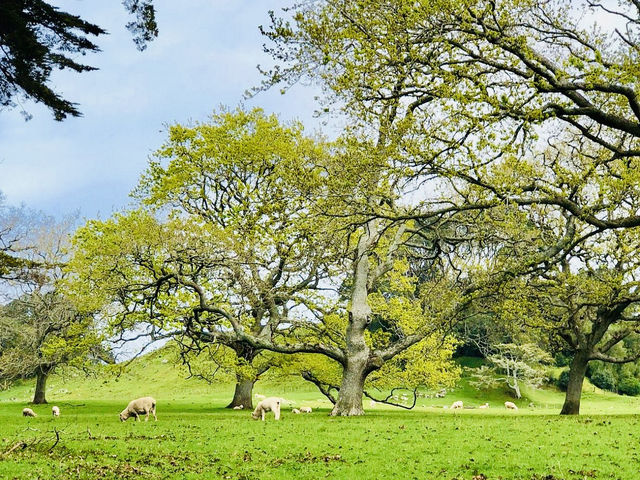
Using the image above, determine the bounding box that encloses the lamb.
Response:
[478,403,489,409]
[119,396,157,422]
[504,401,518,410]
[251,396,281,421]
[451,400,463,409]
[291,408,301,414]
[52,406,60,417]
[22,408,37,417]
[233,405,244,410]
[299,406,312,413]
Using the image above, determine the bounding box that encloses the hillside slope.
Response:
[1,350,639,415]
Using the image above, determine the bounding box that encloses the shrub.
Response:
[589,370,617,392]
[557,370,570,391]
[618,377,640,396]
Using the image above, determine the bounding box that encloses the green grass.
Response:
[1,351,640,479]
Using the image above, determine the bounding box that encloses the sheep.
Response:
[251,396,281,421]
[22,408,37,417]
[254,394,266,400]
[450,400,463,410]
[478,403,489,409]
[52,406,60,417]
[233,405,244,410]
[504,401,518,410]
[299,406,312,414]
[119,396,157,422]
[291,408,301,414]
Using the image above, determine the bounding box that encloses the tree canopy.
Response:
[0,0,157,120]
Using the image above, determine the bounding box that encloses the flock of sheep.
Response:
[450,400,519,411]
[20,395,519,421]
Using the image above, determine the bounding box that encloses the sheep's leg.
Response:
[152,406,157,421]
[274,407,280,420]
[261,409,265,421]
[134,412,140,422]
[145,409,149,422]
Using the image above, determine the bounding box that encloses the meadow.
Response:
[0,350,639,480]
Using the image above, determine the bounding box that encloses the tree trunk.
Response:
[226,377,254,409]
[560,351,590,415]
[32,368,50,404]
[330,355,369,416]
[510,370,521,399]
[329,220,375,417]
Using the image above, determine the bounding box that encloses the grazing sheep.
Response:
[451,401,463,410]
[22,408,37,417]
[504,401,518,410]
[291,408,301,414]
[233,405,244,410]
[299,406,312,414]
[52,406,60,417]
[254,394,266,400]
[251,397,281,421]
[478,403,489,409]
[119,396,157,422]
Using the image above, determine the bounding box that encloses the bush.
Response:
[557,370,570,391]
[589,370,617,392]
[618,377,640,396]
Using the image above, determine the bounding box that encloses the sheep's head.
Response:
[251,412,259,420]
[119,411,129,422]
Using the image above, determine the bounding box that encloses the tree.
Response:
[0,216,103,404]
[471,343,552,399]
[0,292,101,403]
[0,195,44,284]
[488,221,640,414]
[261,0,640,230]
[69,108,342,409]
[1,0,157,120]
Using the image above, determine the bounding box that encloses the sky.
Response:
[0,0,323,220]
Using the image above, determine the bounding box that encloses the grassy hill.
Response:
[2,349,640,416]
[1,350,640,479]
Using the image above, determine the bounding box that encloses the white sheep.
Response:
[233,405,244,410]
[451,400,463,410]
[52,406,60,417]
[119,396,157,422]
[299,406,312,413]
[504,401,518,410]
[251,396,281,421]
[22,407,37,417]
[478,403,489,409]
[291,408,301,414]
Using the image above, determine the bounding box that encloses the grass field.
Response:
[1,350,639,480]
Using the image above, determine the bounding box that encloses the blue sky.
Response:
[0,1,322,219]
